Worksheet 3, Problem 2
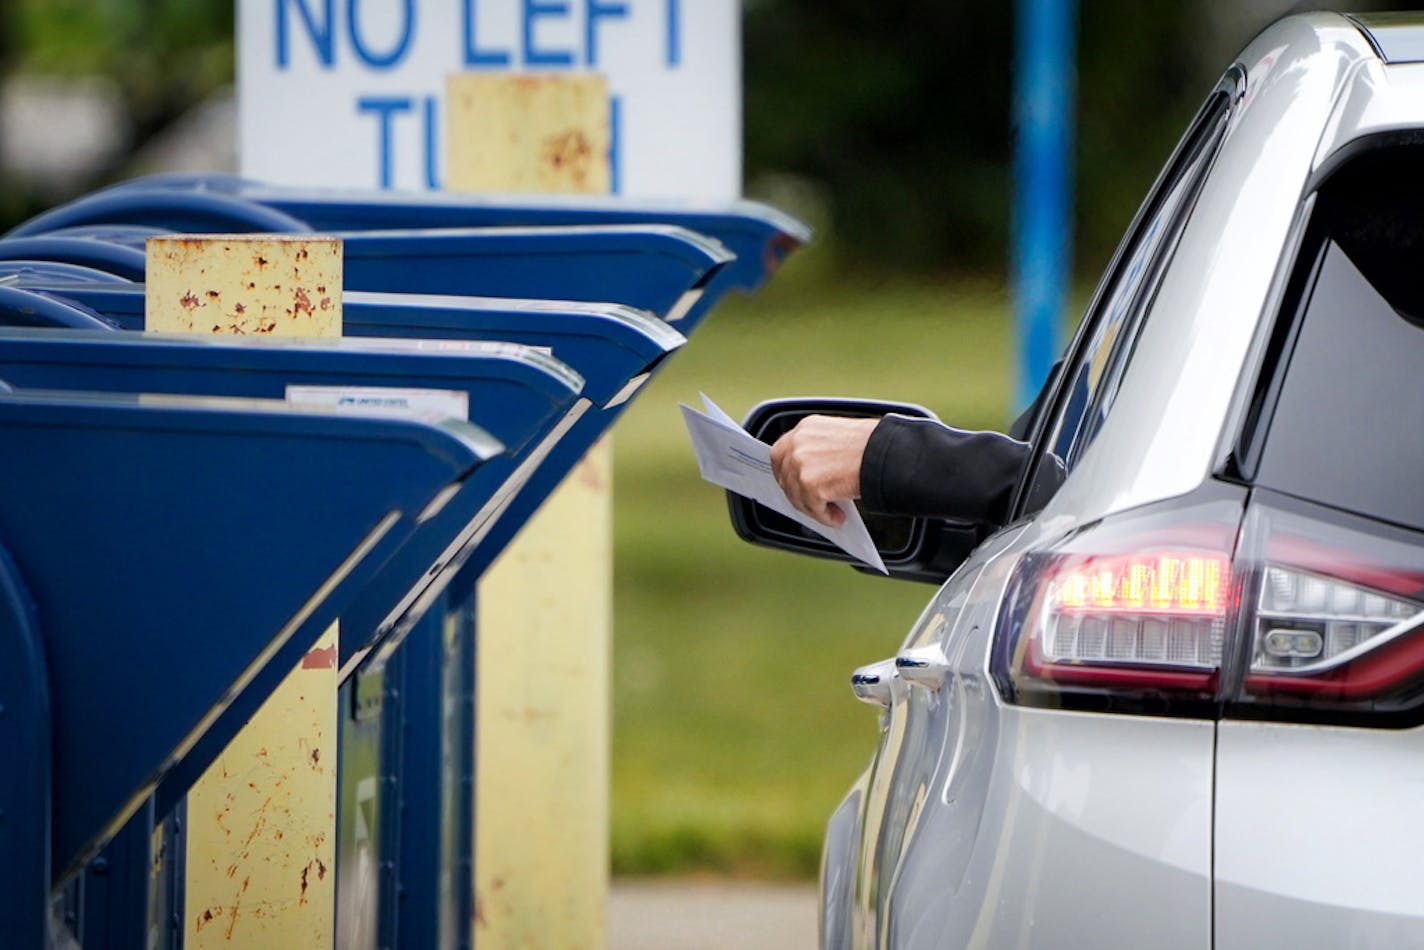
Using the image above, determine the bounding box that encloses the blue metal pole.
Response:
[1013,0,1077,410]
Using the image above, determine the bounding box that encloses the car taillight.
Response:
[992,489,1424,723]
[993,495,1244,712]
[1031,552,1230,686]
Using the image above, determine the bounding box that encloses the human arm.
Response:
[859,415,1030,525]
[767,358,1060,529]
[770,413,1033,528]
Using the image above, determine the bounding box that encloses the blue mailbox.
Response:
[8,196,735,323]
[0,328,587,804]
[0,278,693,612]
[316,294,688,950]
[0,284,684,950]
[103,175,814,330]
[5,173,808,328]
[0,285,683,638]
[3,282,685,584]
[0,388,504,946]
[0,178,811,947]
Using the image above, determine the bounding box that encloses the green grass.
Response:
[610,267,1018,879]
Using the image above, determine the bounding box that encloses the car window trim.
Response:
[1007,67,1245,522]
[1070,102,1233,467]
[1223,206,1329,482]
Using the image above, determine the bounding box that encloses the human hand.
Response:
[770,415,880,528]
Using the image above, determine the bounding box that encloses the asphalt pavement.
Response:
[609,879,818,949]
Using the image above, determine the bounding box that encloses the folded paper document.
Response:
[681,394,888,574]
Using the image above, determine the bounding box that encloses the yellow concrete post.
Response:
[445,73,612,948]
[146,234,343,947]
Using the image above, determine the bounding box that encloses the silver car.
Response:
[729,11,1424,948]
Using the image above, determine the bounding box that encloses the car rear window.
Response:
[1255,145,1424,531]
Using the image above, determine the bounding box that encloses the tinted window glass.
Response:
[1251,144,1424,531]
[1256,240,1424,530]
[1045,151,1213,463]
[1018,89,1231,515]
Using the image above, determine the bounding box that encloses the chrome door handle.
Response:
[850,659,896,708]
[895,644,949,690]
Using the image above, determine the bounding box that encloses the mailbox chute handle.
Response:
[0,286,117,331]
[6,189,309,239]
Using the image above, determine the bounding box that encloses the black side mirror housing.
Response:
[726,397,983,585]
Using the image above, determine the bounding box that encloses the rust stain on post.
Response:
[301,644,337,669]
[145,234,342,338]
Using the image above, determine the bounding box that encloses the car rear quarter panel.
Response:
[1215,720,1424,948]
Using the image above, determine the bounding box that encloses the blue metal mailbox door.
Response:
[0,391,500,881]
[0,331,591,836]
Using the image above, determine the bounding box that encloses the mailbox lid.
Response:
[337,225,732,320]
[0,327,583,454]
[8,285,686,406]
[11,174,810,301]
[7,280,145,331]
[0,260,130,285]
[0,286,118,330]
[5,186,308,238]
[344,291,684,405]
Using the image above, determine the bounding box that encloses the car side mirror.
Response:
[726,397,983,584]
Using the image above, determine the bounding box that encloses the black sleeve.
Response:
[859,415,1032,525]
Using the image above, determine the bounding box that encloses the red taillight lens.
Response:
[993,498,1243,709]
[1052,554,1228,615]
[992,492,1424,722]
[1015,553,1232,696]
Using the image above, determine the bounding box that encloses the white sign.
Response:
[237,0,741,201]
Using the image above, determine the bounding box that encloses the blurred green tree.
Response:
[744,0,1416,278]
[12,0,232,182]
